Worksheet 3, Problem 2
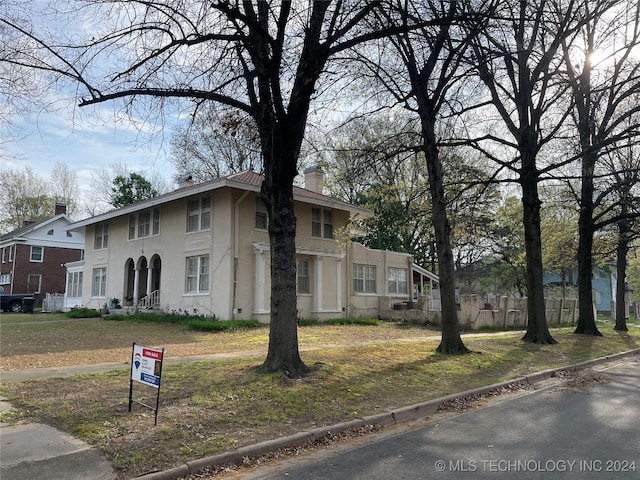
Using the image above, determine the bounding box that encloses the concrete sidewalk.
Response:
[1,349,639,480]
[0,419,116,480]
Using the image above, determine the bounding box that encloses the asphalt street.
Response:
[248,357,640,480]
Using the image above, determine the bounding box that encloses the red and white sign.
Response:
[131,344,163,388]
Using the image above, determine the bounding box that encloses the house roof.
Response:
[68,170,372,230]
[1,214,74,245]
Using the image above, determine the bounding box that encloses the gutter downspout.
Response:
[10,245,16,294]
[232,191,250,320]
[346,241,351,318]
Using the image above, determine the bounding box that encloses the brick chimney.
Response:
[178,174,194,189]
[55,203,67,215]
[303,166,324,194]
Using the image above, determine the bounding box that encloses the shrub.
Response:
[186,319,262,332]
[66,308,101,318]
[297,317,381,326]
[297,318,319,326]
[104,312,262,332]
[325,318,380,326]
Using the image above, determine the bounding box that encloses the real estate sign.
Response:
[129,343,164,425]
[131,344,163,388]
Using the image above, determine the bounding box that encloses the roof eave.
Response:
[67,176,372,230]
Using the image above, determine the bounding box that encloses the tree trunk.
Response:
[520,151,557,344]
[253,2,329,376]
[257,114,309,376]
[614,216,630,332]
[419,103,469,355]
[574,152,602,336]
[259,151,309,377]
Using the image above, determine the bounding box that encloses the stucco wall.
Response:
[81,188,354,321]
[347,242,413,318]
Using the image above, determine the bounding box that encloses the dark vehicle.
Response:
[0,286,33,312]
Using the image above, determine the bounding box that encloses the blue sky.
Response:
[3,102,178,193]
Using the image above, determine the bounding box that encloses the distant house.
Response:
[0,204,85,308]
[66,169,437,320]
[543,267,616,313]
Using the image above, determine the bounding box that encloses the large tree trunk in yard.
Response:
[614,216,631,332]
[520,152,557,344]
[419,105,469,355]
[260,184,308,376]
[259,132,309,377]
[574,152,602,336]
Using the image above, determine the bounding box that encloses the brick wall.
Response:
[9,244,83,304]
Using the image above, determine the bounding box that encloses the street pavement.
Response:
[244,357,640,480]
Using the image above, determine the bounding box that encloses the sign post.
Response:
[129,343,164,426]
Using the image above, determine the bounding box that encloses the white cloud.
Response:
[3,102,177,191]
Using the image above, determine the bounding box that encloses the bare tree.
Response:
[600,137,640,331]
[0,2,49,156]
[1,1,420,376]
[50,162,80,217]
[0,165,52,233]
[170,108,262,182]
[560,0,640,335]
[468,0,591,344]
[367,0,498,353]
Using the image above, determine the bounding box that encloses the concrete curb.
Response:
[133,348,640,480]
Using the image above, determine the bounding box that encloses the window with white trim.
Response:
[312,207,333,239]
[186,255,209,293]
[187,197,211,232]
[66,271,83,298]
[0,273,11,284]
[27,274,42,294]
[30,246,44,262]
[353,264,376,293]
[91,267,107,297]
[129,207,160,239]
[94,223,109,250]
[1,248,5,263]
[388,268,408,295]
[297,260,310,294]
[152,207,160,235]
[139,209,151,237]
[8,246,14,262]
[255,197,268,229]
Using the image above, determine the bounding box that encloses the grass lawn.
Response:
[1,312,639,479]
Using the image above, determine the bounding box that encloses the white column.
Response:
[314,256,323,312]
[336,258,342,311]
[133,268,140,306]
[146,266,153,295]
[254,251,266,312]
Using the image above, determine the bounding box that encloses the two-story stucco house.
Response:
[66,169,437,321]
[1,203,85,308]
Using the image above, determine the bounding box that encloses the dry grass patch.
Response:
[1,325,639,479]
[0,313,439,370]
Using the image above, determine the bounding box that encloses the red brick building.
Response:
[0,204,85,307]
